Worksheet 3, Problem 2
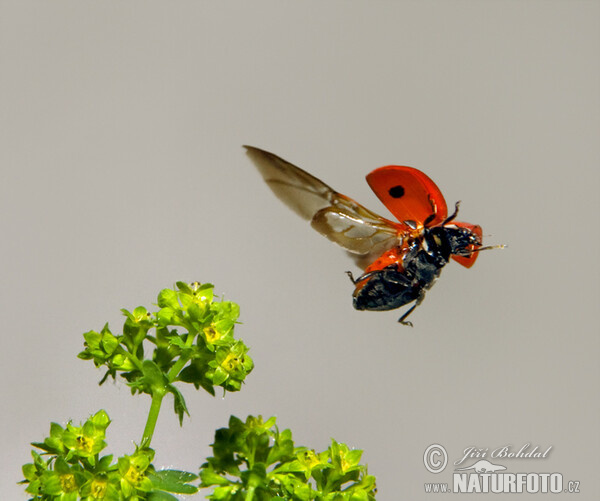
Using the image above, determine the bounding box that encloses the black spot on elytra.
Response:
[388,185,405,198]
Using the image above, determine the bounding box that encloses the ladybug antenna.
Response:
[468,244,507,255]
[442,201,461,225]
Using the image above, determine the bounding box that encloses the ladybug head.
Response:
[425,225,482,264]
[443,226,482,257]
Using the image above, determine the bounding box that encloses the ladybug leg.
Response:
[442,201,461,225]
[398,305,417,327]
[425,200,460,228]
[423,212,436,227]
[424,195,449,227]
[397,292,426,327]
[345,270,381,284]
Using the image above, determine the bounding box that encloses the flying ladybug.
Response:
[245,146,501,326]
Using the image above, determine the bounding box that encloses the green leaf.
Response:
[156,307,175,325]
[21,463,37,481]
[91,409,111,430]
[54,456,71,474]
[40,472,62,495]
[140,360,168,395]
[148,469,199,494]
[273,459,305,474]
[212,366,229,386]
[112,353,136,371]
[188,302,209,323]
[345,449,364,468]
[212,301,240,324]
[77,350,93,360]
[199,466,230,487]
[178,362,216,396]
[209,485,237,500]
[175,281,193,295]
[191,282,214,302]
[169,336,186,348]
[148,491,180,501]
[30,442,55,454]
[157,288,180,309]
[241,462,267,489]
[120,308,135,321]
[132,306,150,319]
[97,454,114,471]
[349,489,369,501]
[50,421,64,437]
[101,332,119,355]
[166,384,189,425]
[83,330,102,350]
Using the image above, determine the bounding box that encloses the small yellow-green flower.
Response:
[330,440,363,475]
[86,477,109,499]
[204,324,222,343]
[62,412,109,460]
[60,472,78,494]
[207,341,253,392]
[118,452,153,494]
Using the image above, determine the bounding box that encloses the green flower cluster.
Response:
[200,415,377,501]
[21,410,198,501]
[78,282,253,424]
[20,281,379,500]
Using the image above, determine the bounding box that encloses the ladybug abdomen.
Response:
[352,266,421,311]
[352,246,447,312]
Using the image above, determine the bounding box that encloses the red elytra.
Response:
[366,165,482,269]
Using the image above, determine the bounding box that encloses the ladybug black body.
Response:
[349,224,482,325]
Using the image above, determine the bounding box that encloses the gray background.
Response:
[1,1,598,500]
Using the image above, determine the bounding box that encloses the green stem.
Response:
[142,331,196,445]
[244,485,256,501]
[119,348,144,372]
[141,391,165,446]
[166,331,196,382]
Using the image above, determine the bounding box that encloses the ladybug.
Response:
[245,146,501,326]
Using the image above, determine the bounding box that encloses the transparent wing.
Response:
[244,145,338,220]
[245,146,404,257]
[310,194,402,255]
